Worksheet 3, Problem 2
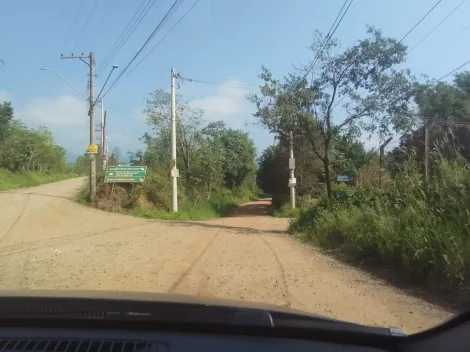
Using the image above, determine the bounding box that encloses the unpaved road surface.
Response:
[0,178,452,333]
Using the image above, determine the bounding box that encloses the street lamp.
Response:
[95,64,119,103]
[40,66,86,99]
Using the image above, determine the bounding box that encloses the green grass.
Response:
[127,200,236,221]
[269,203,301,218]
[0,168,80,191]
[289,155,470,287]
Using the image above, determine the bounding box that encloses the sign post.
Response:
[104,166,148,183]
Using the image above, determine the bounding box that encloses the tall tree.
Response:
[0,101,14,141]
[248,26,414,197]
[144,89,203,181]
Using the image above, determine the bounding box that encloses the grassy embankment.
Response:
[0,168,80,191]
[284,154,470,295]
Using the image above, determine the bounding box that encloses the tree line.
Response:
[251,26,470,199]
[0,101,68,173]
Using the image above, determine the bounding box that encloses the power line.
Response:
[305,0,353,79]
[100,0,185,99]
[97,0,148,73]
[72,0,101,51]
[89,0,122,44]
[61,0,85,52]
[436,59,470,81]
[179,76,257,89]
[333,0,442,109]
[114,0,201,85]
[407,0,464,54]
[97,0,157,75]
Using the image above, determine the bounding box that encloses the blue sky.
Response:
[1,0,469,161]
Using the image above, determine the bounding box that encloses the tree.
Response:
[257,144,289,195]
[414,78,470,120]
[248,26,414,197]
[331,134,371,178]
[144,89,203,181]
[0,101,14,141]
[200,121,256,189]
[387,71,470,176]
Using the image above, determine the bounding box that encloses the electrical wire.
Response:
[97,0,148,73]
[179,76,257,89]
[333,0,443,109]
[397,0,442,46]
[100,0,184,99]
[72,0,101,52]
[97,0,157,75]
[89,0,121,44]
[304,0,353,79]
[61,0,85,52]
[407,0,464,54]
[95,66,118,103]
[436,59,470,81]
[114,0,201,83]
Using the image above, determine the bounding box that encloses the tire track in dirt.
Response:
[0,221,157,258]
[258,234,292,307]
[0,194,30,246]
[168,231,221,293]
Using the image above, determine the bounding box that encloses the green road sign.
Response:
[104,165,148,183]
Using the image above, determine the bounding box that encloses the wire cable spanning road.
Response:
[0,178,451,333]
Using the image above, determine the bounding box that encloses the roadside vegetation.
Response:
[252,26,470,298]
[0,101,84,191]
[77,89,260,220]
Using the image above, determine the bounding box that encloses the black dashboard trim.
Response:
[0,318,404,352]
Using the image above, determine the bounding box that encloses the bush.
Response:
[289,154,470,286]
[75,168,255,221]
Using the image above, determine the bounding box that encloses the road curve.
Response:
[0,178,451,333]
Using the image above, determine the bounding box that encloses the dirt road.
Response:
[0,178,452,333]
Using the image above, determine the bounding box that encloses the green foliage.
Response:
[269,203,301,218]
[257,144,289,195]
[0,101,76,187]
[0,101,13,141]
[131,89,257,218]
[331,134,373,178]
[0,168,78,191]
[290,151,470,286]
[248,26,414,197]
[82,91,259,220]
[414,72,470,119]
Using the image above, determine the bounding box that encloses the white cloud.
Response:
[0,90,10,102]
[188,79,255,129]
[18,95,88,127]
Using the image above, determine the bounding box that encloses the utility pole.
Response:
[101,104,107,170]
[288,131,296,209]
[61,52,97,201]
[170,68,179,212]
[423,116,435,187]
[379,137,393,189]
[424,122,430,186]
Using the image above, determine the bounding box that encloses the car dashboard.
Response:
[0,328,389,352]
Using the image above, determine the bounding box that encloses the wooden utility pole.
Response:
[61,52,97,201]
[379,137,393,189]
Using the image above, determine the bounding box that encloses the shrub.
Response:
[290,152,470,286]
